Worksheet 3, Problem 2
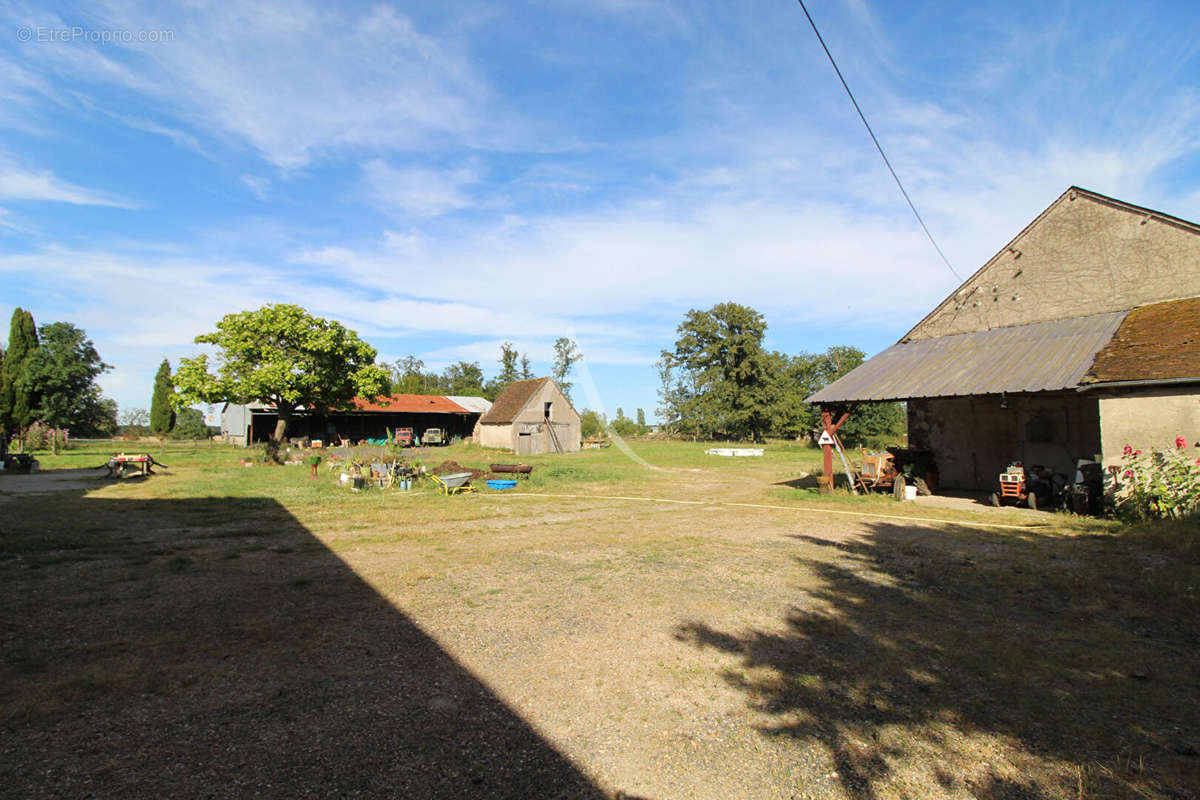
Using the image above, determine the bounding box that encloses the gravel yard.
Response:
[2,443,1196,799]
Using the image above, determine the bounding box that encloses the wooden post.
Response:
[820,407,851,492]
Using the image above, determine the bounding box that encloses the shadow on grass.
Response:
[0,491,609,799]
[677,521,1200,799]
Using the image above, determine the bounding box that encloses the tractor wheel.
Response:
[893,475,906,501]
[1027,492,1038,511]
[989,492,1001,507]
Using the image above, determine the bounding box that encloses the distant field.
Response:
[2,438,1196,799]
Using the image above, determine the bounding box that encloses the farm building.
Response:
[221,394,492,446]
[808,187,1200,491]
[475,378,582,454]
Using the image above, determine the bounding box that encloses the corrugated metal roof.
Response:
[807,311,1128,403]
[444,395,493,414]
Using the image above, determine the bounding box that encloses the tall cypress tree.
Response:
[1,308,39,437]
[149,358,176,436]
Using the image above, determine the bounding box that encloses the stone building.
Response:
[808,187,1200,491]
[475,378,582,454]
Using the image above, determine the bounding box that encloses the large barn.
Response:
[808,187,1200,491]
[221,394,492,446]
[474,378,582,454]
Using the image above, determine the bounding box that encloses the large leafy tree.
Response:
[174,304,389,443]
[1,307,39,437]
[20,322,113,435]
[552,337,581,401]
[149,358,176,436]
[664,302,771,441]
[441,360,485,396]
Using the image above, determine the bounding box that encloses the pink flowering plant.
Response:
[1110,436,1200,520]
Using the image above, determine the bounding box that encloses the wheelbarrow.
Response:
[431,472,475,495]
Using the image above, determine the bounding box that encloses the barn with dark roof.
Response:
[808,187,1200,491]
[474,377,581,454]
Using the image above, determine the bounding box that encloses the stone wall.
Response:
[907,190,1200,340]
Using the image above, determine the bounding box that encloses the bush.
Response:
[1111,437,1200,520]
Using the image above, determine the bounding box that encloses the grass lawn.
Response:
[2,439,1197,799]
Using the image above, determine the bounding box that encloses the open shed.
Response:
[221,394,492,445]
[808,187,1200,491]
[474,378,581,454]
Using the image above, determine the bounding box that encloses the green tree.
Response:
[1,308,39,438]
[497,342,520,384]
[609,408,638,437]
[391,356,441,394]
[441,361,485,396]
[149,358,176,436]
[170,407,209,440]
[665,302,771,441]
[552,337,581,401]
[520,354,533,380]
[636,407,646,428]
[19,322,112,437]
[174,304,389,444]
[580,409,604,439]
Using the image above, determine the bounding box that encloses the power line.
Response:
[795,0,962,281]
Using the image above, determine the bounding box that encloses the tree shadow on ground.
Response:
[677,521,1200,799]
[0,491,611,799]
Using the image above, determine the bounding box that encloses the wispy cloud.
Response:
[14,0,501,168]
[361,160,479,218]
[0,153,136,207]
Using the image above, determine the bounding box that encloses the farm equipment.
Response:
[394,427,414,447]
[990,461,1064,510]
[856,448,938,499]
[423,428,446,446]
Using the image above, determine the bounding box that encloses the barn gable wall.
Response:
[907,190,1200,341]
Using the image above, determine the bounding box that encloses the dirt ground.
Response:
[1,461,1196,799]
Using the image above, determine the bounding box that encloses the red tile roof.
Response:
[349,394,470,414]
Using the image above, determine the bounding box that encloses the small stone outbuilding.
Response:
[475,378,582,454]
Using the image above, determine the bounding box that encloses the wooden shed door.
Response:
[548,422,571,452]
[517,423,543,455]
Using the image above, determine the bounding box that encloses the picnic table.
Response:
[103,453,167,478]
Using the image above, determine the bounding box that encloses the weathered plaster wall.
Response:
[908,191,1200,340]
[1097,387,1200,468]
[476,423,514,451]
[908,392,1101,490]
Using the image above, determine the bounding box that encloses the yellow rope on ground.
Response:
[490,491,1049,531]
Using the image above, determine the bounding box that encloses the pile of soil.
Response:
[430,460,489,479]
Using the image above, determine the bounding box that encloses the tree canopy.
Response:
[150,358,176,436]
[1,308,39,436]
[552,337,580,401]
[658,303,904,445]
[20,321,114,435]
[174,304,389,442]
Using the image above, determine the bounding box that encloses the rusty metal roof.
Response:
[807,311,1128,403]
[350,394,471,414]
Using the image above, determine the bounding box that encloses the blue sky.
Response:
[2,0,1199,422]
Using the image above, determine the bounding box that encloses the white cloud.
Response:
[21,0,501,168]
[361,160,478,218]
[0,153,136,207]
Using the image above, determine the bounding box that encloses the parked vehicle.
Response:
[990,461,1064,510]
[395,427,414,447]
[423,428,445,446]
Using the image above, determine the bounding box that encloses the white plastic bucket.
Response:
[903,485,918,501]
